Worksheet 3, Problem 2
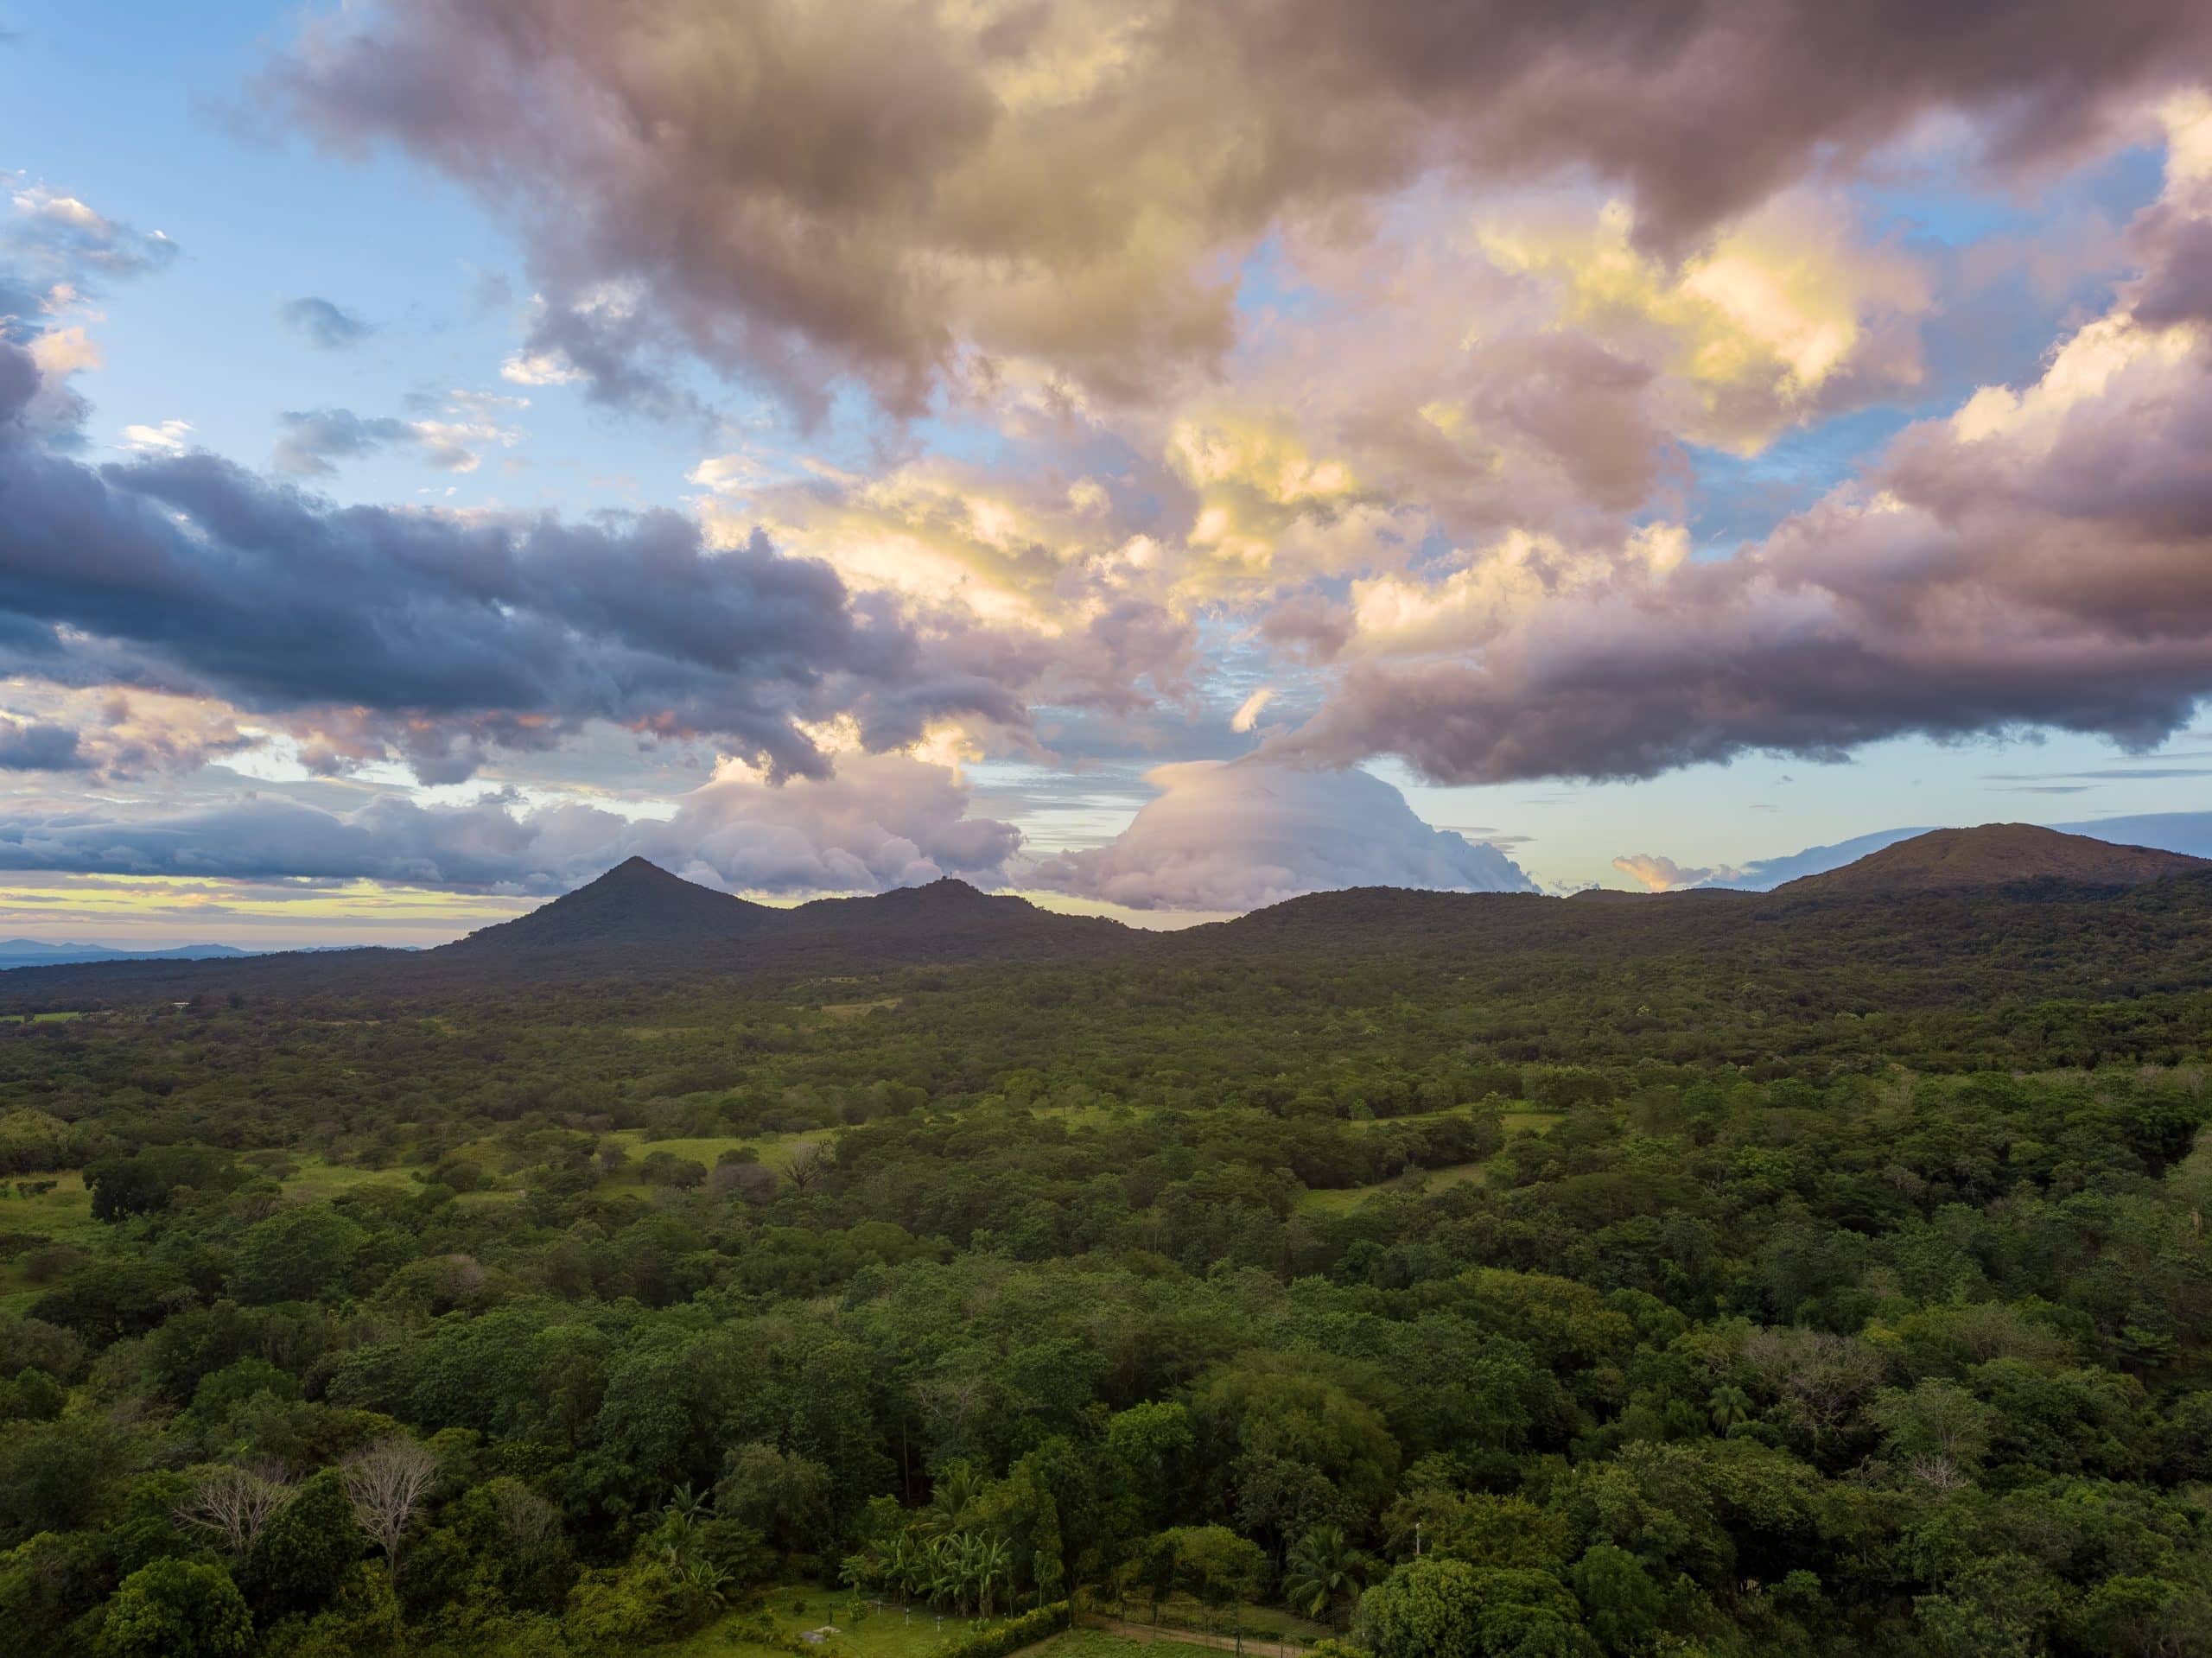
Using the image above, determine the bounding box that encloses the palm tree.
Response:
[924,1464,984,1540]
[1709,1383,1754,1435]
[1281,1526,1369,1627]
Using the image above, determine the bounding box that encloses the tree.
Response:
[1870,1379,1994,1481]
[1284,1525,1371,1627]
[341,1437,438,1577]
[1356,1559,1599,1658]
[1707,1384,1753,1435]
[232,1204,369,1305]
[785,1141,832,1191]
[100,1559,252,1658]
[175,1463,292,1557]
[242,1467,364,1619]
[1570,1547,1667,1656]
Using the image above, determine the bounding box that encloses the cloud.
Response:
[271,408,416,474]
[0,340,1023,785]
[272,403,518,476]
[653,751,1020,893]
[4,185,177,289]
[0,752,1020,896]
[1027,759,1534,912]
[276,295,372,349]
[1611,853,1735,893]
[1273,105,2212,785]
[1476,193,1929,454]
[1229,687,1275,733]
[1,185,178,444]
[0,719,86,772]
[119,418,193,454]
[266,0,2212,416]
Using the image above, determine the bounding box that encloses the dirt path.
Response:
[1076,1613,1311,1658]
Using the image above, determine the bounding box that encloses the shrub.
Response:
[926,1601,1070,1658]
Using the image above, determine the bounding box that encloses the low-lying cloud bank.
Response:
[0,758,1530,916]
[0,753,1020,898]
[1025,760,1535,912]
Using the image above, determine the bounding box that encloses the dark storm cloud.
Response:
[267,0,2212,413]
[276,295,372,349]
[0,721,86,772]
[0,343,1021,782]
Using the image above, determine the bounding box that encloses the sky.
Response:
[4,1,2212,946]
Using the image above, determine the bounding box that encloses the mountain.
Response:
[1776,823,2209,895]
[1702,810,2212,891]
[0,938,252,971]
[442,856,779,952]
[1706,827,1934,890]
[440,862,1128,966]
[8,834,2212,1008]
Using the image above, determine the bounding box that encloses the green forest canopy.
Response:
[3,878,2212,1655]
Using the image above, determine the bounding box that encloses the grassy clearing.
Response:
[822,997,902,1021]
[0,1169,101,1309]
[658,1589,969,1657]
[279,1156,417,1200]
[1296,1108,1560,1213]
[593,1128,827,1197]
[0,1155,421,1305]
[16,1010,86,1023]
[1034,1633,1223,1658]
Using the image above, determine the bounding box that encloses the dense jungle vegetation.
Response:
[4,879,2212,1656]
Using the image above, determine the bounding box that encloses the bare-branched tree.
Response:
[175,1462,293,1556]
[784,1140,831,1191]
[342,1436,439,1575]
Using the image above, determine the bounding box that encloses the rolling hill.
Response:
[1775,823,2209,895]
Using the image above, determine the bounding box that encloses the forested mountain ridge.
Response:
[6,825,2212,1013]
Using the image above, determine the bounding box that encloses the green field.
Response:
[1033,1635,1221,1658]
[1295,1108,1559,1213]
[658,1591,983,1657]
[598,1127,827,1187]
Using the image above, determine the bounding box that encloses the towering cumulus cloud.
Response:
[1029,760,1534,912]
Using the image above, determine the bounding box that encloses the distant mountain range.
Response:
[0,938,253,972]
[4,822,2210,1004]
